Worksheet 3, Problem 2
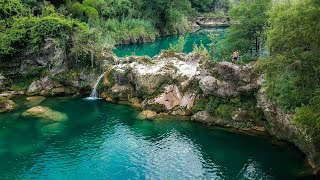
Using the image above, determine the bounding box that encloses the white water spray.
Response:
[86,71,107,100]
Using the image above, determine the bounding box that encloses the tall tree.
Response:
[217,0,271,60]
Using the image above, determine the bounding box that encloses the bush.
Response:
[169,36,185,52]
[294,91,320,144]
[101,18,159,44]
[205,97,220,113]
[215,104,237,119]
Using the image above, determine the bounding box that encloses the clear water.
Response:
[0,97,311,179]
[113,28,226,58]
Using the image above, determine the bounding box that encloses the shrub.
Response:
[169,36,185,52]
[205,97,220,113]
[101,18,159,44]
[215,104,237,119]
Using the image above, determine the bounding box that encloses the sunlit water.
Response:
[113,28,226,57]
[0,97,311,179]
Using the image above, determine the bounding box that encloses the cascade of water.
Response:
[86,71,107,100]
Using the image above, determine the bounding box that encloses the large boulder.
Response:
[25,96,46,106]
[21,106,68,122]
[137,110,158,120]
[0,98,17,113]
[27,77,76,96]
[199,76,238,97]
[191,111,215,124]
[26,96,46,102]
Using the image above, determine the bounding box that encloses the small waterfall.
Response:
[86,71,107,100]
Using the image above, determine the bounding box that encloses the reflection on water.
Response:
[0,97,311,179]
[113,28,226,58]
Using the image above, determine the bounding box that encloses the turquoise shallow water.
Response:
[0,97,311,179]
[113,28,226,58]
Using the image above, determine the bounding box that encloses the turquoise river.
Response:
[0,97,312,179]
[114,28,226,57]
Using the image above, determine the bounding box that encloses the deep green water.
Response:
[113,28,226,57]
[0,97,312,179]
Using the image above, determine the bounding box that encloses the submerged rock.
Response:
[26,96,46,103]
[137,110,158,120]
[21,106,68,122]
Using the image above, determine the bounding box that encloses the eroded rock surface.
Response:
[102,52,261,117]
[257,88,320,168]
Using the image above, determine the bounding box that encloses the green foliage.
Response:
[198,10,227,19]
[216,0,271,61]
[10,75,36,91]
[141,0,192,34]
[191,0,214,12]
[207,33,219,59]
[294,93,320,144]
[191,97,208,114]
[215,104,237,119]
[169,36,185,52]
[0,0,26,19]
[205,97,220,113]
[193,41,209,60]
[0,96,8,103]
[101,18,158,44]
[69,1,99,23]
[261,0,320,110]
[261,0,320,143]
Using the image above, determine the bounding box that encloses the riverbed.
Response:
[0,97,311,179]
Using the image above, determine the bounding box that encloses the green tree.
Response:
[141,0,192,34]
[217,0,271,61]
[260,0,320,142]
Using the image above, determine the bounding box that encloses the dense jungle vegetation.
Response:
[0,0,230,63]
[0,0,319,143]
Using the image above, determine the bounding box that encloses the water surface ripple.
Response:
[0,97,311,179]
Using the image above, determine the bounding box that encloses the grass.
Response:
[101,18,159,44]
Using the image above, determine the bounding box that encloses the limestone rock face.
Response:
[102,52,260,116]
[197,62,259,97]
[257,88,320,168]
[27,77,76,96]
[143,85,196,114]
[22,106,68,121]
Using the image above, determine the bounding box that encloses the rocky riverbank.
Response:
[0,49,319,171]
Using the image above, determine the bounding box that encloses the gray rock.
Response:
[191,111,215,124]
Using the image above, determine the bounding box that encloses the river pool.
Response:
[114,28,226,58]
[0,97,311,179]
